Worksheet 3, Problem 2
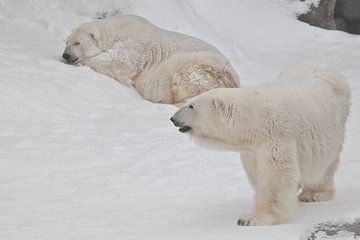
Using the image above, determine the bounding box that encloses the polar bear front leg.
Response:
[238,140,300,226]
[240,150,257,188]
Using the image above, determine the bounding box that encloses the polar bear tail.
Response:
[323,66,352,118]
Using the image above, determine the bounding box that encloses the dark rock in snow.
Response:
[335,0,360,34]
[305,218,360,240]
[298,0,360,34]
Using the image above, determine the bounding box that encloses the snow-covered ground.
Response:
[0,0,359,239]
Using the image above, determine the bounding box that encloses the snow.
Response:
[0,0,359,239]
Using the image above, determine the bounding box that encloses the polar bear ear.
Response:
[88,30,100,42]
[212,97,226,112]
[85,27,104,50]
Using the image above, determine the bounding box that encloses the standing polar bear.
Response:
[63,15,239,104]
[170,61,351,226]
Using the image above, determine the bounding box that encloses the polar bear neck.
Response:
[204,89,271,149]
[190,134,255,152]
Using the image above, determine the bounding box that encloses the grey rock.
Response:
[298,0,360,34]
[305,218,360,240]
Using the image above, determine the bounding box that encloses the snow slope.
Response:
[0,0,359,239]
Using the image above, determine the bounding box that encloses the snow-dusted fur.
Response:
[63,15,239,104]
[171,61,351,226]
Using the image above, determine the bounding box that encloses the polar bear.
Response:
[170,61,351,226]
[62,15,239,104]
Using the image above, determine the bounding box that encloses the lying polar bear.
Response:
[63,15,239,104]
[170,61,351,226]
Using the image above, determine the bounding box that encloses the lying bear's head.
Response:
[63,23,103,64]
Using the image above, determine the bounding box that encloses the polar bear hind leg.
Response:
[298,155,339,202]
[171,62,238,104]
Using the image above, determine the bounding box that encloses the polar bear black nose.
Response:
[63,53,70,60]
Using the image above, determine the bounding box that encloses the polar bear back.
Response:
[276,61,351,124]
[277,60,350,98]
[91,15,219,55]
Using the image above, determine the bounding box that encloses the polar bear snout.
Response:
[62,53,70,60]
[62,52,78,63]
[170,113,192,133]
[178,126,191,133]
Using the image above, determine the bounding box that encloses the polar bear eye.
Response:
[74,42,80,46]
[188,105,194,109]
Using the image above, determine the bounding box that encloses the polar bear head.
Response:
[170,89,244,150]
[63,23,103,64]
[171,91,217,135]
[62,16,153,65]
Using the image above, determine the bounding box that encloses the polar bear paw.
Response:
[298,190,334,202]
[237,213,276,226]
[237,213,258,226]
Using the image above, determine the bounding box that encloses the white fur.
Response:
[63,15,239,104]
[171,61,351,226]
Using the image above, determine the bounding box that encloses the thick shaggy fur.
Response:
[63,15,239,104]
[171,61,351,226]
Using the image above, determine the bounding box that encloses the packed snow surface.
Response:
[0,0,359,239]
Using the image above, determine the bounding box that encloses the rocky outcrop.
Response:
[298,0,360,34]
[335,0,360,34]
[305,218,360,240]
